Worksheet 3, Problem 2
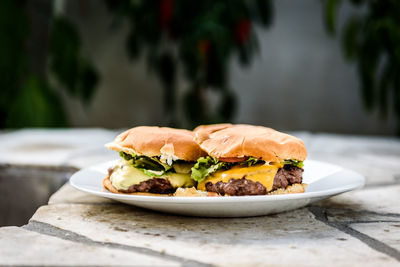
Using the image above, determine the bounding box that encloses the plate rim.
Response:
[70,159,365,203]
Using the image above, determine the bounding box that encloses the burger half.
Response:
[103,126,206,195]
[192,124,307,196]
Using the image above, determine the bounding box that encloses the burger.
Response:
[103,126,206,195]
[191,124,307,196]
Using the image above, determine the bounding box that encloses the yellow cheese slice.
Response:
[110,161,194,190]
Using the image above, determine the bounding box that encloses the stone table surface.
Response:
[0,129,400,266]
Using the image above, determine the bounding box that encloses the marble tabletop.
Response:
[0,129,399,266]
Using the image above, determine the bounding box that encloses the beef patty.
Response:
[120,178,175,194]
[108,167,175,194]
[205,165,303,196]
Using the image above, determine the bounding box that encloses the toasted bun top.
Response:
[194,124,307,162]
[106,126,206,161]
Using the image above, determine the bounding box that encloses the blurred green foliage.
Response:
[0,0,98,128]
[105,0,273,127]
[50,17,99,104]
[7,75,67,127]
[322,0,400,127]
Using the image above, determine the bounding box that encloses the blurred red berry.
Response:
[198,39,211,65]
[160,0,174,29]
[235,19,251,44]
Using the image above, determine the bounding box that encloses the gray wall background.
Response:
[61,0,397,135]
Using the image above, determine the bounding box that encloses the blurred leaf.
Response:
[6,75,67,127]
[394,72,400,119]
[255,0,273,26]
[378,62,392,117]
[77,60,99,104]
[50,16,98,103]
[341,15,361,60]
[358,44,379,111]
[157,52,176,89]
[183,88,206,127]
[323,0,341,35]
[126,30,141,59]
[359,64,375,111]
[50,16,81,94]
[238,45,251,66]
[0,0,29,113]
[217,90,237,122]
[349,0,365,6]
[156,52,177,122]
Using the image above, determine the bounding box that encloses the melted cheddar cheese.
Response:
[110,160,194,190]
[197,163,282,191]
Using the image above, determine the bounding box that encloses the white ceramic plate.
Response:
[70,160,365,217]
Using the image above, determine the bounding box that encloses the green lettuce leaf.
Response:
[119,152,173,176]
[282,159,304,168]
[191,156,231,182]
[141,169,165,177]
[239,157,263,167]
[190,156,305,182]
[119,151,134,161]
[191,156,267,182]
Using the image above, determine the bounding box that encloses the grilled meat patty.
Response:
[205,165,303,196]
[108,167,174,194]
[273,165,303,190]
[205,178,267,196]
[120,178,175,194]
[109,165,303,195]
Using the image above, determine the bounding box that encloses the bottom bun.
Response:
[267,183,307,195]
[174,183,307,197]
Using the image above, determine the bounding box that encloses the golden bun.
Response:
[106,126,206,161]
[194,124,307,162]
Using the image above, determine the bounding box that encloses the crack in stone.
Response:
[319,207,400,218]
[348,220,400,224]
[364,180,400,189]
[23,220,214,267]
[308,206,400,262]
